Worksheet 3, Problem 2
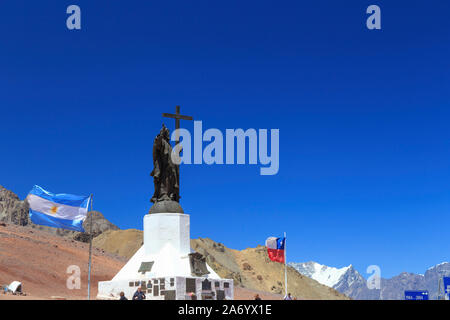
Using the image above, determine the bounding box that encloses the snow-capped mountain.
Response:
[289,261,450,300]
[289,261,352,288]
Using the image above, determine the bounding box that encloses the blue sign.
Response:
[444,277,450,295]
[405,290,429,300]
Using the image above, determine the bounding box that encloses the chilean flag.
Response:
[265,236,285,263]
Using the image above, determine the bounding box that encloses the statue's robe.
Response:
[150,135,179,203]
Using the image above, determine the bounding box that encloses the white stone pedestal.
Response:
[143,213,190,256]
[97,213,234,300]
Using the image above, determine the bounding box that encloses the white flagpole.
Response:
[284,232,287,297]
[87,194,93,300]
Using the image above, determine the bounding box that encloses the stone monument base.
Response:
[98,276,233,300]
[97,212,234,300]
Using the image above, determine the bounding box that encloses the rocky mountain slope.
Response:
[91,228,349,300]
[377,263,450,300]
[193,238,349,300]
[290,261,450,300]
[92,229,143,258]
[0,185,29,226]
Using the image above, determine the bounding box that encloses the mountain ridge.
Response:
[290,261,450,300]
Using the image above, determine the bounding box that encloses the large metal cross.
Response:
[162,106,193,202]
[162,105,194,145]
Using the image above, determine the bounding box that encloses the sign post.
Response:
[404,290,429,300]
[444,277,450,300]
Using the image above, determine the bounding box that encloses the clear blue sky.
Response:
[1,1,449,278]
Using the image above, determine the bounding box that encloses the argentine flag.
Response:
[27,185,91,232]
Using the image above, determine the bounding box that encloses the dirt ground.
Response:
[0,223,125,300]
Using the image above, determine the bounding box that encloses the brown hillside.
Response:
[0,224,125,300]
[91,229,349,300]
[92,229,143,259]
[191,238,349,300]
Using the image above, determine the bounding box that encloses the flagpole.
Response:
[284,232,287,297]
[87,194,93,300]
